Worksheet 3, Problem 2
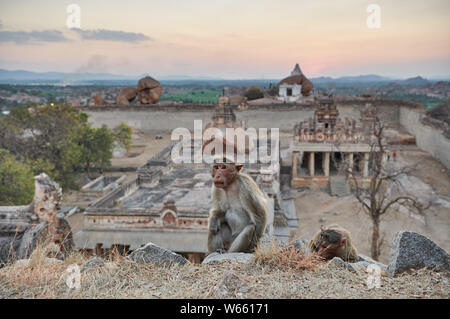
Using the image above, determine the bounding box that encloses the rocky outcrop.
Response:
[33,173,62,237]
[387,231,450,276]
[327,257,357,273]
[355,254,388,272]
[93,95,106,106]
[126,242,188,266]
[137,76,163,104]
[116,87,138,105]
[202,252,254,265]
[292,238,310,255]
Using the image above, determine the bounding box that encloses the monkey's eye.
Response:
[213,165,219,170]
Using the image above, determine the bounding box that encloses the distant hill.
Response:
[0,69,137,84]
[311,74,392,85]
[399,76,430,86]
[0,69,448,86]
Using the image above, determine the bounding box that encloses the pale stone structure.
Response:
[277,63,314,102]
[290,99,383,188]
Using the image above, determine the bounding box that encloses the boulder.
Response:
[81,257,104,272]
[327,257,357,273]
[202,252,253,265]
[126,242,187,266]
[116,87,138,105]
[137,76,163,104]
[93,95,105,106]
[387,231,450,276]
[292,238,310,255]
[354,254,388,272]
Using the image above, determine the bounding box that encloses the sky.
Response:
[0,0,449,79]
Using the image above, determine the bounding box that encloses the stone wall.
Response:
[399,106,450,169]
[83,100,411,134]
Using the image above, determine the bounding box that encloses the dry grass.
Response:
[1,243,449,299]
[253,240,324,271]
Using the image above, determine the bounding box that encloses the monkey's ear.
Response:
[235,164,243,172]
[340,239,347,247]
[320,225,325,231]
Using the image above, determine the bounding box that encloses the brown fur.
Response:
[308,224,359,262]
[207,162,267,253]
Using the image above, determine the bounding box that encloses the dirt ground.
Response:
[287,140,450,264]
[111,131,173,169]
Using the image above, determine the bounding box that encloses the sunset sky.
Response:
[0,0,449,79]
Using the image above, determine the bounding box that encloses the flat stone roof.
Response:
[89,164,213,216]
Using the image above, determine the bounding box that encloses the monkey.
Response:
[207,157,268,254]
[308,224,359,262]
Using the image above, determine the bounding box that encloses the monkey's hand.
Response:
[209,215,221,233]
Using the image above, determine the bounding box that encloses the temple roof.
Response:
[291,63,303,76]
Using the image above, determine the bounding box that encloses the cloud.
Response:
[0,30,69,43]
[72,28,152,43]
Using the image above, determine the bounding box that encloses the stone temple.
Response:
[277,63,314,102]
[290,98,384,190]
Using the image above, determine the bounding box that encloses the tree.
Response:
[113,123,132,153]
[76,124,114,176]
[0,103,115,188]
[347,118,430,260]
[245,86,264,100]
[0,149,34,205]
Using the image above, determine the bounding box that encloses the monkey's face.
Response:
[211,163,238,189]
[317,230,346,259]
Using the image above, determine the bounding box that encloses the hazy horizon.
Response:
[1,0,449,79]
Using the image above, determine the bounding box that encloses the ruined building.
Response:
[0,173,73,265]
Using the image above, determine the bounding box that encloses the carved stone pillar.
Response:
[309,152,315,177]
[323,152,330,177]
[292,151,298,178]
[363,152,370,177]
[348,152,354,173]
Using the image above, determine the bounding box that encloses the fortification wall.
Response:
[83,99,410,134]
[83,103,359,133]
[399,107,450,169]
